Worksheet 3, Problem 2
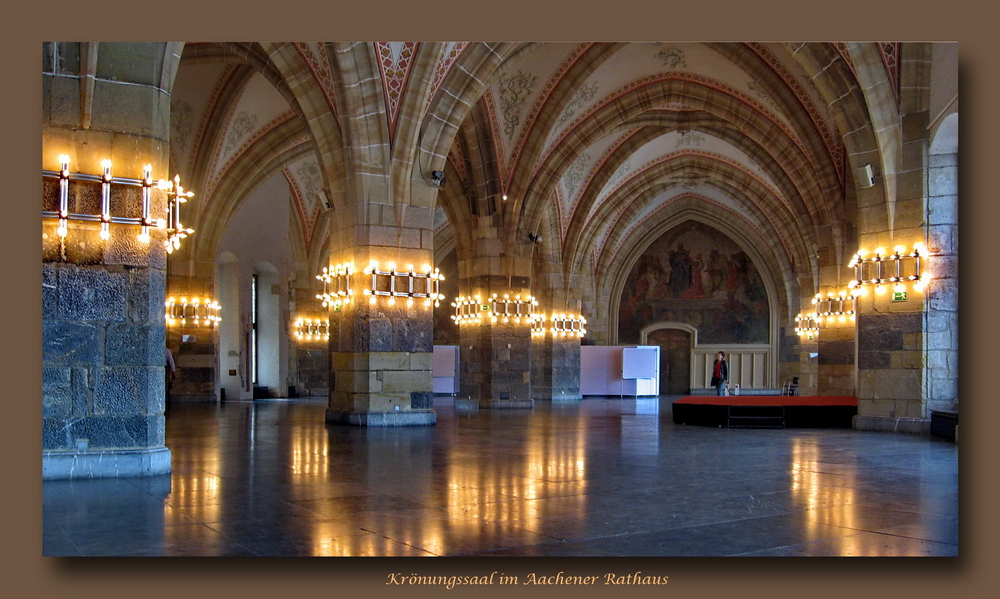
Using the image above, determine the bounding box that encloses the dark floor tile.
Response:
[40,398,959,557]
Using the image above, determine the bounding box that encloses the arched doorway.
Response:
[643,323,695,395]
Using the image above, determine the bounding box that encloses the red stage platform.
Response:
[672,396,857,428]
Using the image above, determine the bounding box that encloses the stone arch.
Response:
[189,119,314,265]
[512,76,839,253]
[564,157,812,310]
[604,209,783,385]
[416,43,532,177]
[261,42,350,214]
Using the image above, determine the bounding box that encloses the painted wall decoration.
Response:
[618,221,769,344]
[496,70,539,138]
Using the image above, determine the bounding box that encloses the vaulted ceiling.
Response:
[168,42,900,295]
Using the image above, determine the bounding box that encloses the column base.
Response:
[42,447,172,480]
[326,409,437,426]
[541,393,582,402]
[852,415,930,435]
[481,399,535,409]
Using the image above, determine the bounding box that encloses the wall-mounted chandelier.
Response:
[531,313,587,338]
[795,290,856,338]
[794,313,820,338]
[848,244,930,296]
[165,296,221,327]
[317,262,444,309]
[42,156,194,253]
[295,317,330,341]
[452,293,539,325]
[316,263,354,309]
[812,291,856,324]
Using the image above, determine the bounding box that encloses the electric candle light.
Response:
[100,159,112,240]
[138,164,153,243]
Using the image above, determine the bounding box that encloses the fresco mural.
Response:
[618,221,769,344]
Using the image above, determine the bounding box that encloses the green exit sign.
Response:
[333,304,342,312]
[481,304,491,312]
[892,291,908,302]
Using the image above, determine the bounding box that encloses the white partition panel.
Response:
[691,345,772,390]
[581,346,660,396]
[432,345,460,394]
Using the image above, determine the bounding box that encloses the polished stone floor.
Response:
[42,396,959,557]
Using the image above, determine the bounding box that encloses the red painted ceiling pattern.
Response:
[283,167,319,252]
[375,42,419,141]
[292,42,341,131]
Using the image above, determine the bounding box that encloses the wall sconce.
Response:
[165,296,221,327]
[295,317,330,342]
[362,262,444,308]
[451,293,538,325]
[316,263,354,309]
[531,313,587,338]
[43,157,183,248]
[848,244,930,296]
[811,291,856,325]
[794,313,819,338]
[320,262,444,309]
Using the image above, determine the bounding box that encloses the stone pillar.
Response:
[42,42,179,478]
[532,333,582,402]
[289,282,330,397]
[854,48,932,434]
[325,238,437,427]
[164,271,219,402]
[457,275,535,408]
[925,150,958,415]
[531,290,583,401]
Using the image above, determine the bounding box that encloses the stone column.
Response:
[457,274,535,408]
[42,42,179,479]
[164,269,220,402]
[531,291,583,402]
[854,47,932,434]
[289,281,330,397]
[532,332,582,402]
[925,150,958,415]
[324,223,438,426]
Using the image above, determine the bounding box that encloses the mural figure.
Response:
[618,222,769,345]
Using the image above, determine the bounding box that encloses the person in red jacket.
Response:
[711,351,728,396]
